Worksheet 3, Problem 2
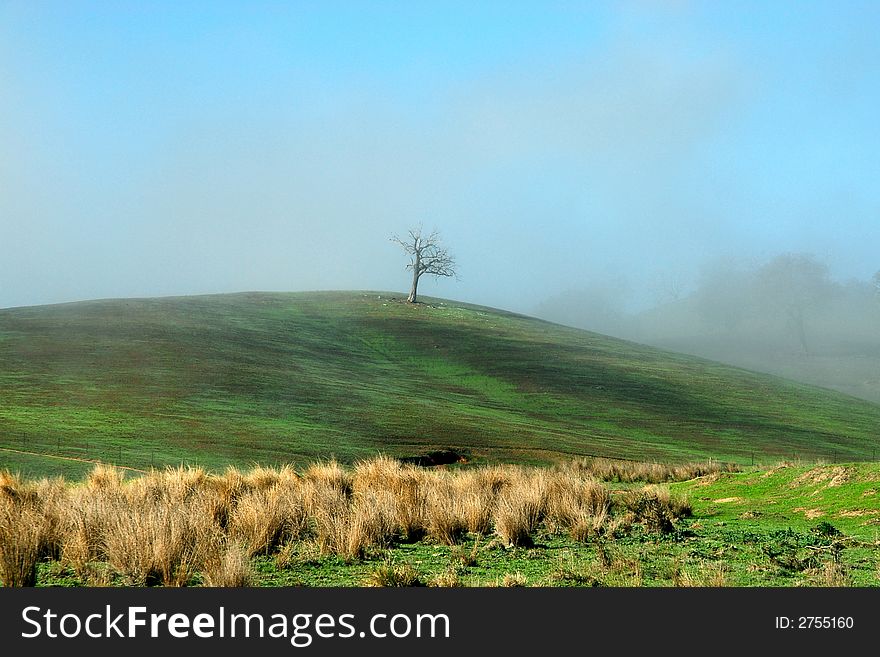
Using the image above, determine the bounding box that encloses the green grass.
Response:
[2,290,880,478]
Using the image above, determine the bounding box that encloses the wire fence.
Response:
[0,432,876,479]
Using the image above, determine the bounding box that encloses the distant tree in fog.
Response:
[754,253,833,354]
[390,226,457,303]
[534,280,631,336]
[694,259,755,332]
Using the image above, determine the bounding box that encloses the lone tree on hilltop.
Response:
[391,226,457,303]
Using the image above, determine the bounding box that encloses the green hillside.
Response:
[1,291,878,477]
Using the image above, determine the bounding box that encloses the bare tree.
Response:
[390,226,457,303]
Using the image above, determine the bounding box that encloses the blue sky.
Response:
[1,1,878,312]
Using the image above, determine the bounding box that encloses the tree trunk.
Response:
[788,306,809,354]
[408,254,420,303]
[794,311,809,355]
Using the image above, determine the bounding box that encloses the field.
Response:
[2,291,878,588]
[2,291,880,480]
[1,458,878,588]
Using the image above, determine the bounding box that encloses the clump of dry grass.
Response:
[102,489,220,586]
[126,466,210,507]
[202,540,253,587]
[0,457,715,587]
[425,476,468,545]
[363,559,423,587]
[568,507,609,543]
[242,464,299,491]
[544,470,609,541]
[493,470,546,547]
[304,460,352,498]
[304,477,397,560]
[673,560,729,587]
[60,485,117,582]
[815,560,849,587]
[429,569,465,587]
[87,463,126,490]
[0,472,66,587]
[0,493,44,587]
[451,467,509,535]
[620,485,691,534]
[348,490,398,555]
[494,572,528,587]
[228,481,310,557]
[569,457,735,484]
[353,457,429,542]
[352,455,405,492]
[305,480,352,557]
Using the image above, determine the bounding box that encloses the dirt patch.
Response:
[837,509,880,518]
[792,507,825,519]
[790,466,853,489]
[862,489,877,497]
[761,464,792,478]
[399,449,467,467]
[713,497,742,504]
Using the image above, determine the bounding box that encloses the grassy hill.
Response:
[1,291,879,477]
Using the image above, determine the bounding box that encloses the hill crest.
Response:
[1,290,878,477]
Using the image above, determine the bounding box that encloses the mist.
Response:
[536,252,880,403]
[1,3,878,398]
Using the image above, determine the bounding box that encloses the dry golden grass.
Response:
[451,468,507,535]
[60,486,117,581]
[567,457,735,484]
[353,456,429,542]
[495,572,528,587]
[429,569,465,587]
[102,493,219,586]
[492,469,547,547]
[202,540,253,587]
[619,485,691,534]
[363,559,423,587]
[228,481,310,557]
[0,457,724,586]
[0,494,44,586]
[673,560,729,587]
[425,476,468,545]
[86,463,126,490]
[304,460,352,497]
[815,560,849,587]
[0,473,66,587]
[303,475,397,560]
[544,470,609,535]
